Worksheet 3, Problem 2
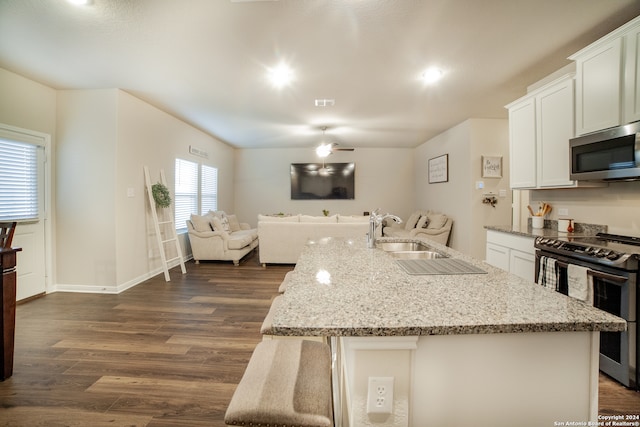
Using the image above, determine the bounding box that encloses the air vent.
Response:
[315,99,335,107]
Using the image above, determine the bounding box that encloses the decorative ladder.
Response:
[144,166,186,281]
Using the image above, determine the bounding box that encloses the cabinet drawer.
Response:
[486,230,535,255]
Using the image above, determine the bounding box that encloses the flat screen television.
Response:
[290,162,355,200]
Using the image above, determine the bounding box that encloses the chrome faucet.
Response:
[367,208,402,248]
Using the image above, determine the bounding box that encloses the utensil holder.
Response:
[531,216,544,229]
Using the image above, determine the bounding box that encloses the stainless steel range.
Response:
[535,233,638,390]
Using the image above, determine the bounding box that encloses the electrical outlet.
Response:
[558,208,569,216]
[366,376,394,414]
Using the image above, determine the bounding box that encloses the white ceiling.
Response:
[1,0,639,150]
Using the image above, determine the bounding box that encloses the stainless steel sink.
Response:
[376,240,449,259]
[377,241,431,252]
[389,250,447,260]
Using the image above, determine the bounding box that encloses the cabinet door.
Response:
[486,243,510,272]
[537,78,575,187]
[509,250,535,282]
[625,25,640,124]
[574,38,622,135]
[508,97,536,188]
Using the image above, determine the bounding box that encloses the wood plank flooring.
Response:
[0,250,638,426]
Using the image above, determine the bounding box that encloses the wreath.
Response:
[151,182,172,208]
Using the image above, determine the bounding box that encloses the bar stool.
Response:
[224,339,333,427]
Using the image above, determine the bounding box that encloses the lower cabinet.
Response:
[486,230,535,282]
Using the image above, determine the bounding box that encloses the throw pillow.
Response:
[416,215,429,229]
[426,213,448,229]
[227,214,241,232]
[220,216,231,232]
[211,217,226,233]
[190,214,213,232]
[404,212,421,230]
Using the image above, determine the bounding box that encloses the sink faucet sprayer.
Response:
[367,208,402,248]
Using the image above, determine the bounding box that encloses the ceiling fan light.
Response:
[316,143,332,158]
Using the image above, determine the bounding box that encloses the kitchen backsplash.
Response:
[526,218,607,234]
[522,181,640,236]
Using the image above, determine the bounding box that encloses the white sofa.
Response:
[186,211,258,265]
[258,214,369,265]
[383,210,452,246]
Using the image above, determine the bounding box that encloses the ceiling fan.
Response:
[315,126,354,158]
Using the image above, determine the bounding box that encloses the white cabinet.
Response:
[486,230,535,282]
[506,74,575,189]
[507,97,537,188]
[536,78,575,187]
[573,38,622,134]
[625,23,640,124]
[571,16,640,135]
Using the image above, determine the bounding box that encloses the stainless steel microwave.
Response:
[570,121,640,181]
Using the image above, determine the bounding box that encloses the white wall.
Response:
[56,90,118,289]
[55,89,235,292]
[414,119,511,259]
[115,91,235,287]
[234,147,416,227]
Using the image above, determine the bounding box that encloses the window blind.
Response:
[174,158,198,231]
[0,139,39,221]
[200,164,218,215]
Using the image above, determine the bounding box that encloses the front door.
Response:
[0,124,50,301]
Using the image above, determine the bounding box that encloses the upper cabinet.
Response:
[624,23,640,124]
[506,74,575,189]
[570,16,640,135]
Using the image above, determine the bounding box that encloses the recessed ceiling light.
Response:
[421,67,443,84]
[268,63,294,88]
[67,0,92,5]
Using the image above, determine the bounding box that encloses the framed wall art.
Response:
[481,155,502,178]
[428,154,448,183]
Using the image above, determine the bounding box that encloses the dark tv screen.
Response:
[290,163,355,200]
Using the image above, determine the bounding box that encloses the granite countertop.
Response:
[269,236,625,337]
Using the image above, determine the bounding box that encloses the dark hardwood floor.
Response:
[0,250,638,426]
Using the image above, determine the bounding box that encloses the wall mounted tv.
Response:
[290,162,355,200]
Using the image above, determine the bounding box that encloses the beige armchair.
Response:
[383,211,452,246]
[186,212,258,265]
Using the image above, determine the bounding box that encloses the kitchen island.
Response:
[268,236,626,427]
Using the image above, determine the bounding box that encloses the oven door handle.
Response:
[586,269,628,284]
[554,260,629,284]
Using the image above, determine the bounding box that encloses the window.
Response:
[174,158,218,231]
[200,164,218,214]
[0,139,41,221]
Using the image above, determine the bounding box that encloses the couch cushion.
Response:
[227,229,258,250]
[426,213,448,229]
[300,214,337,223]
[258,214,300,222]
[404,211,421,230]
[227,214,241,232]
[190,213,214,232]
[338,215,369,223]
